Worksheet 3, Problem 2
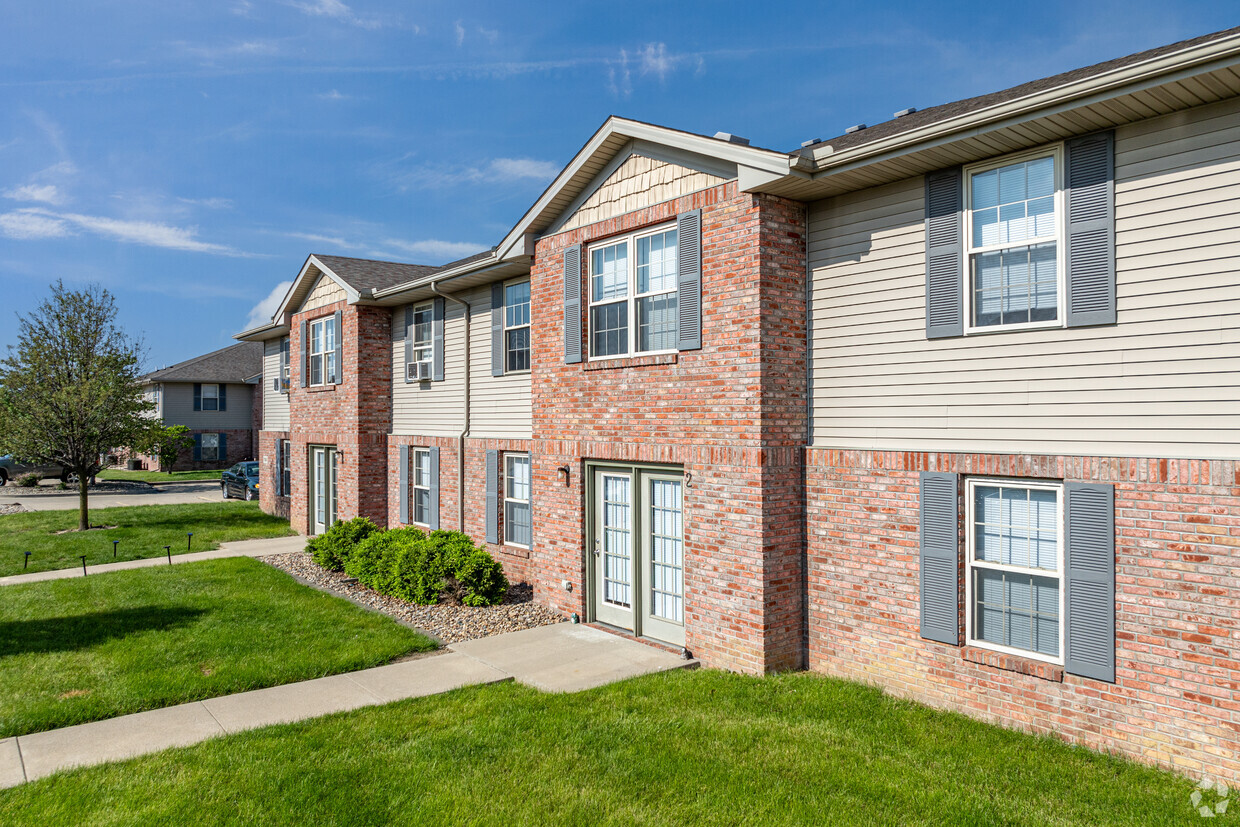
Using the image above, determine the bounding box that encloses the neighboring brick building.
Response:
[134,342,263,471]
[239,28,1240,776]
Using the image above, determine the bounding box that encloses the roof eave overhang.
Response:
[369,254,531,305]
[234,320,288,342]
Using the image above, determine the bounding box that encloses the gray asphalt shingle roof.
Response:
[143,341,263,384]
[312,250,493,293]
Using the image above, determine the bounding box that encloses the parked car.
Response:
[0,455,68,486]
[221,461,260,500]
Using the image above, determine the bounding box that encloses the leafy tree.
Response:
[0,281,152,530]
[135,423,196,474]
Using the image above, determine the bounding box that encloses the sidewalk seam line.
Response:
[341,673,388,704]
[14,737,27,785]
[199,701,228,736]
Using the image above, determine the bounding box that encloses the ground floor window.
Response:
[503,453,531,547]
[279,439,291,496]
[966,478,1063,662]
[201,433,220,461]
[412,448,432,526]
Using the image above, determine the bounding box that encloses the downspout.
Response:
[430,280,470,531]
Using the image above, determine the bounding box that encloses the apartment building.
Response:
[238,27,1240,775]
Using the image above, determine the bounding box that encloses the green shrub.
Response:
[306,516,380,572]
[345,526,424,593]
[15,473,40,488]
[452,548,509,607]
[389,541,446,605]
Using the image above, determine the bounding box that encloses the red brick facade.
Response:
[806,449,1240,777]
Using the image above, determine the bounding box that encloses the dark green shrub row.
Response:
[306,521,508,607]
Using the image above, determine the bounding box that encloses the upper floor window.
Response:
[965,150,1062,332]
[589,225,678,358]
[504,280,531,372]
[200,383,220,411]
[280,336,290,391]
[411,302,433,366]
[309,317,338,385]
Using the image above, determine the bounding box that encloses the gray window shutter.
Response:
[1064,482,1116,682]
[300,320,308,388]
[218,384,227,412]
[491,283,505,377]
[677,209,702,351]
[333,309,343,384]
[925,167,964,338]
[193,383,202,411]
[919,471,960,645]
[272,377,279,391]
[403,306,413,384]
[275,445,283,496]
[428,446,440,531]
[1065,131,1116,327]
[563,244,582,364]
[432,297,445,382]
[218,432,227,460]
[391,307,404,342]
[398,445,409,525]
[192,433,202,461]
[485,449,498,544]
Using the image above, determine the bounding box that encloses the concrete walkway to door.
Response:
[0,624,696,789]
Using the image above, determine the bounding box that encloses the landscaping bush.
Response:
[306,517,380,572]
[15,473,40,488]
[388,541,446,605]
[451,548,509,607]
[345,527,424,593]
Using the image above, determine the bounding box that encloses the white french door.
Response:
[590,466,686,647]
[310,446,338,535]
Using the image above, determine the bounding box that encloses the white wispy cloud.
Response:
[318,89,347,101]
[454,21,466,47]
[175,39,283,60]
[286,0,383,30]
[245,280,293,329]
[3,183,65,205]
[384,156,560,191]
[0,210,70,239]
[1,207,249,255]
[608,49,632,97]
[177,196,234,210]
[286,231,353,248]
[377,238,487,261]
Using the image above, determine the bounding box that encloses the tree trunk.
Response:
[78,472,89,531]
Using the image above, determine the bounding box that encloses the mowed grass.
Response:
[0,502,295,576]
[97,469,222,483]
[0,670,1198,826]
[0,557,434,737]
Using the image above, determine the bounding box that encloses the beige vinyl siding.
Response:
[808,96,1240,460]
[560,155,726,231]
[300,275,346,312]
[390,285,532,439]
[160,382,255,431]
[263,339,290,431]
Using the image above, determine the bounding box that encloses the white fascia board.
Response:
[369,252,510,302]
[233,321,288,342]
[809,33,1240,176]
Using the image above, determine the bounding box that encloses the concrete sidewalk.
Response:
[0,624,695,788]
[0,535,305,586]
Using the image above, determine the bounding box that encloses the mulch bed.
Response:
[264,551,566,644]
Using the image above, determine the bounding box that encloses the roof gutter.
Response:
[429,278,471,532]
[807,32,1240,178]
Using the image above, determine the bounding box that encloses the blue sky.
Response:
[0,1,1234,369]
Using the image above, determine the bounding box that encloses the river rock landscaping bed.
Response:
[0,503,26,516]
[265,551,566,644]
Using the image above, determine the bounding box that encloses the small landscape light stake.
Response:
[187,532,193,551]
[113,540,119,558]
[79,556,87,576]
[24,552,31,570]
[164,545,172,565]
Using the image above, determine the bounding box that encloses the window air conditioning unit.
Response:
[407,361,433,381]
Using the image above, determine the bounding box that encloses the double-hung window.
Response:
[504,280,531,372]
[503,453,531,547]
[201,433,220,461]
[411,302,433,367]
[280,337,290,391]
[309,317,338,385]
[966,479,1063,663]
[200,384,220,411]
[589,225,678,358]
[279,439,291,496]
[411,449,432,526]
[965,149,1063,332]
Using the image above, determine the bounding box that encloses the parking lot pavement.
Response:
[0,480,226,512]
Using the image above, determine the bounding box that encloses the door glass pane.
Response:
[602,474,632,608]
[314,451,324,525]
[329,451,337,526]
[649,478,684,623]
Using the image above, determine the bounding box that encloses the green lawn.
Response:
[0,670,1198,825]
[0,502,295,576]
[97,469,222,483]
[0,557,434,737]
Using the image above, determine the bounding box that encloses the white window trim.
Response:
[587,222,679,361]
[502,277,531,375]
[308,317,337,386]
[201,383,220,411]
[201,432,221,462]
[962,145,1067,336]
[411,301,434,367]
[411,448,431,527]
[503,452,531,549]
[964,477,1065,666]
[280,337,291,392]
